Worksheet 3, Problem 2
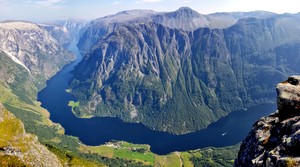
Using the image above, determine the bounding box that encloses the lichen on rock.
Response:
[235,76,300,167]
[277,76,300,119]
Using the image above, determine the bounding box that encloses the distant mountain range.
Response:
[69,7,300,134]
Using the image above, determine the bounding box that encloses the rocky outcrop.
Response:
[235,76,300,167]
[277,76,300,119]
[0,103,62,167]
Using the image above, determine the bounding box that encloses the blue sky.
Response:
[0,0,299,21]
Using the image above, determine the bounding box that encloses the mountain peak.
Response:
[173,7,201,17]
[235,76,300,166]
[176,7,197,12]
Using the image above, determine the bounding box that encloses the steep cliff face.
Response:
[71,12,300,134]
[78,7,276,53]
[78,7,275,54]
[0,21,75,88]
[0,33,137,167]
[78,7,209,53]
[77,9,156,53]
[40,20,86,47]
[71,9,300,133]
[235,76,300,167]
[0,103,62,167]
[39,23,72,48]
[73,23,227,133]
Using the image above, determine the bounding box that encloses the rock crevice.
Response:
[235,76,300,167]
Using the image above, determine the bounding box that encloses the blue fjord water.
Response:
[37,40,276,155]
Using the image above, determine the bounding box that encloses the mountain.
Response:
[0,22,148,167]
[0,44,239,167]
[40,19,86,48]
[0,21,75,89]
[70,9,300,134]
[39,23,71,48]
[151,7,210,31]
[77,7,277,54]
[77,7,209,53]
[53,19,86,35]
[0,16,240,166]
[235,76,300,166]
[77,9,156,53]
[207,11,276,28]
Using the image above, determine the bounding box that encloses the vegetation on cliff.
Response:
[71,11,300,134]
[0,25,239,166]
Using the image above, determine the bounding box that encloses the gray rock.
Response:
[235,76,300,167]
[0,21,75,89]
[73,10,300,134]
[277,76,300,118]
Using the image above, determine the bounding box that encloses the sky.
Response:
[0,0,299,22]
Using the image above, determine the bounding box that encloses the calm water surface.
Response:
[38,40,277,155]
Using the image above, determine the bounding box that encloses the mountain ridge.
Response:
[70,11,300,134]
[78,7,280,54]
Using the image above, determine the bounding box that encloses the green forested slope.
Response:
[71,14,300,134]
[0,41,238,166]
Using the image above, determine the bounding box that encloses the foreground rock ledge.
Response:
[235,76,300,167]
[277,76,300,118]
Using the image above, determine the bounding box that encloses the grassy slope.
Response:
[0,51,108,166]
[0,104,64,166]
[0,106,28,167]
[81,141,239,167]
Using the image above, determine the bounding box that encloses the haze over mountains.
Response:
[1,7,300,166]
[77,7,277,53]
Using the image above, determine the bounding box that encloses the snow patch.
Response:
[1,50,32,75]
